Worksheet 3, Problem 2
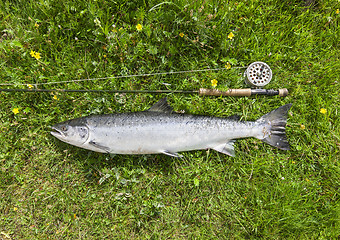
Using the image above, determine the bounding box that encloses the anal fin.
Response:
[212,140,236,157]
[161,150,183,158]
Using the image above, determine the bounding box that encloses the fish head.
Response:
[50,119,89,147]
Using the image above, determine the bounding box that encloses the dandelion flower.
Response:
[136,24,143,31]
[225,62,231,70]
[12,108,19,115]
[179,32,184,37]
[300,124,305,130]
[211,79,218,87]
[320,108,327,114]
[228,32,234,40]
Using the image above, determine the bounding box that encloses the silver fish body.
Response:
[51,98,292,157]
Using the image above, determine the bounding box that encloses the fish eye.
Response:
[61,126,68,131]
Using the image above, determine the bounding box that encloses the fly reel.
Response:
[244,62,272,88]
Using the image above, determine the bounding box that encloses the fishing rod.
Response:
[0,87,289,97]
[0,62,289,97]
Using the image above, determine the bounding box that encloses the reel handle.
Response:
[199,88,288,97]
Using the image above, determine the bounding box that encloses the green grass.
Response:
[1,0,339,238]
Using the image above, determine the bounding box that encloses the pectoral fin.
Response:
[161,150,183,158]
[89,141,111,153]
[212,140,236,157]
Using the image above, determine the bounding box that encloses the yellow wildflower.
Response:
[320,108,327,114]
[225,62,231,70]
[30,50,41,60]
[300,124,305,130]
[228,32,234,40]
[53,95,59,100]
[211,79,218,87]
[12,108,19,115]
[336,9,339,14]
[27,84,34,89]
[103,54,107,58]
[34,52,41,60]
[179,32,184,37]
[35,22,39,28]
[30,50,36,58]
[13,207,18,211]
[292,161,296,164]
[136,24,143,31]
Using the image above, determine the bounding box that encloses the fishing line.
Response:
[0,66,247,86]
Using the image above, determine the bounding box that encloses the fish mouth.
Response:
[50,127,64,138]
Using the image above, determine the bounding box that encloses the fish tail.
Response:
[256,104,292,150]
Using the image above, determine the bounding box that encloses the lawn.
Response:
[0,0,339,239]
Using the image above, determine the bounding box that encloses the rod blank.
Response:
[0,88,193,94]
[0,88,288,97]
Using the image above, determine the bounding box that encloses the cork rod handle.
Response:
[199,88,289,97]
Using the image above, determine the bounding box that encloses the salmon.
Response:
[51,98,291,157]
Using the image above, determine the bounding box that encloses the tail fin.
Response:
[256,104,292,150]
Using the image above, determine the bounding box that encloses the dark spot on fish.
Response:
[78,127,88,138]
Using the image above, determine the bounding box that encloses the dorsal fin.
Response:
[147,98,173,113]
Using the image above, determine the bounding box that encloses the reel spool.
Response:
[244,62,272,88]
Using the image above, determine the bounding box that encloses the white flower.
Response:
[94,18,102,27]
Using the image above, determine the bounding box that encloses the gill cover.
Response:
[51,120,89,147]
